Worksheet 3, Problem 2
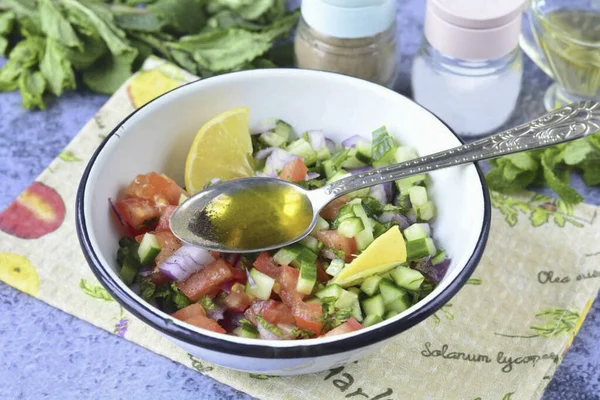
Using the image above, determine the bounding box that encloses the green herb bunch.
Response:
[0,0,299,109]
[486,133,600,205]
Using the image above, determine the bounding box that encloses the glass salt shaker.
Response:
[294,0,399,88]
[411,0,527,138]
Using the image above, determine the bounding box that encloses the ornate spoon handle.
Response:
[321,101,600,198]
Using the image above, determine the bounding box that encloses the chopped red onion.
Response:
[246,268,257,287]
[255,147,276,160]
[378,212,410,230]
[219,281,234,293]
[349,166,372,175]
[139,269,153,278]
[325,138,336,153]
[256,171,277,178]
[224,253,241,265]
[264,148,298,175]
[342,135,366,148]
[158,245,216,281]
[307,130,325,150]
[412,223,431,236]
[414,257,450,283]
[207,304,226,321]
[383,182,393,200]
[370,185,387,204]
[306,172,320,180]
[257,323,281,340]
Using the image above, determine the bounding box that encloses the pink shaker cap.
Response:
[424,0,528,60]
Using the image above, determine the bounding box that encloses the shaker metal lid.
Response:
[424,0,528,60]
[301,0,396,39]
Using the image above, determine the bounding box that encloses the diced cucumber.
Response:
[290,248,318,268]
[403,223,430,241]
[300,236,320,253]
[338,204,355,218]
[273,244,303,266]
[378,279,407,305]
[408,186,428,207]
[355,140,372,163]
[416,200,435,221]
[335,289,358,309]
[137,233,162,265]
[372,219,387,238]
[178,193,189,205]
[342,148,367,169]
[351,201,373,232]
[323,159,337,179]
[287,138,317,166]
[297,262,317,295]
[351,298,363,322]
[347,188,371,199]
[337,217,364,238]
[395,174,426,193]
[362,314,383,327]
[325,258,345,277]
[316,146,331,161]
[432,250,446,265]
[347,286,362,295]
[361,294,385,317]
[315,284,343,300]
[360,275,382,296]
[327,171,351,183]
[233,324,259,338]
[385,310,400,320]
[385,295,411,313]
[394,146,418,163]
[354,228,375,251]
[274,120,294,141]
[312,215,330,233]
[259,131,287,148]
[248,268,275,300]
[406,238,436,261]
[390,265,425,291]
[119,256,138,286]
[305,297,322,305]
[371,126,397,167]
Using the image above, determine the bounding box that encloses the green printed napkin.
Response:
[1,56,598,400]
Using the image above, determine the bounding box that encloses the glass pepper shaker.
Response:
[294,0,399,88]
[411,0,527,138]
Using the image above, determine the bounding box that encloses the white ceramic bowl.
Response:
[76,69,490,376]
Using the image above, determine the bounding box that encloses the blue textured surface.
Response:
[0,1,599,399]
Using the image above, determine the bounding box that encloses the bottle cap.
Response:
[424,0,528,60]
[301,0,396,39]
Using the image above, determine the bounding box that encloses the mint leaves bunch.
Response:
[0,0,298,109]
[486,133,600,204]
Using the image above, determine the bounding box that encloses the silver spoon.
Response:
[171,101,600,253]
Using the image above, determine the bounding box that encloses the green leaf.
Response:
[148,0,206,35]
[64,34,108,69]
[170,283,192,309]
[582,159,600,186]
[169,48,198,74]
[79,278,114,301]
[198,295,216,311]
[40,39,77,96]
[82,49,137,94]
[541,153,584,204]
[59,150,81,162]
[139,277,156,302]
[39,0,82,49]
[61,0,133,56]
[0,37,8,58]
[504,152,538,171]
[113,9,166,33]
[588,133,600,152]
[0,12,15,35]
[530,208,549,227]
[2,0,37,18]
[553,214,565,227]
[170,29,273,72]
[238,0,275,21]
[19,69,46,109]
[502,162,523,181]
[563,140,593,165]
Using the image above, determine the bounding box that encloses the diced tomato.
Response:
[176,259,234,302]
[172,303,206,321]
[231,266,247,284]
[114,198,160,230]
[153,231,182,266]
[155,205,176,232]
[126,172,186,209]
[185,314,226,334]
[149,270,171,285]
[277,266,303,308]
[244,299,295,325]
[209,251,221,259]
[293,301,323,336]
[316,230,357,263]
[320,195,350,220]
[221,291,253,313]
[279,157,308,182]
[253,252,281,279]
[323,317,363,337]
[316,260,330,283]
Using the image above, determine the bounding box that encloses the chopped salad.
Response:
[111,118,450,339]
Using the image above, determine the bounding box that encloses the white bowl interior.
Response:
[83,69,486,346]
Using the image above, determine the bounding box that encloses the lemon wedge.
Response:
[184,107,255,194]
[331,226,407,287]
[127,70,182,109]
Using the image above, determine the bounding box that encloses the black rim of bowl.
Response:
[76,69,491,359]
